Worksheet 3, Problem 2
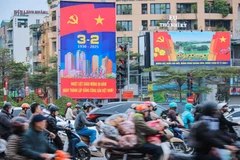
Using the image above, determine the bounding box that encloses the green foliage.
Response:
[205,0,210,10]
[47,0,52,4]
[216,26,228,31]
[0,48,14,85]
[53,96,76,115]
[116,23,126,31]
[194,24,198,30]
[116,51,142,60]
[213,0,230,17]
[17,93,45,106]
[191,4,197,13]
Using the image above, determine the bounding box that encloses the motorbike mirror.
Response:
[68,120,71,124]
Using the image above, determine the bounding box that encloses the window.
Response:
[17,18,28,28]
[142,20,148,31]
[177,3,195,13]
[52,41,57,52]
[142,4,148,14]
[150,3,170,14]
[52,11,56,21]
[117,37,132,48]
[150,20,168,26]
[117,21,132,31]
[117,4,132,15]
[51,26,57,32]
[36,19,40,24]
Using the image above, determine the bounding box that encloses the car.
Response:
[228,104,240,110]
[157,102,186,113]
[87,101,167,122]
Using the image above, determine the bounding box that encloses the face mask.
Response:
[9,108,13,114]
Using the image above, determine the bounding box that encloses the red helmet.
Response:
[66,102,72,107]
[144,101,152,106]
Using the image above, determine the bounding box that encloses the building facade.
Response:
[48,0,240,53]
[0,20,9,48]
[6,10,48,62]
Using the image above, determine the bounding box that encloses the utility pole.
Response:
[127,42,130,89]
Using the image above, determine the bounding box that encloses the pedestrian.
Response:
[21,114,57,160]
[0,102,13,140]
[65,102,76,120]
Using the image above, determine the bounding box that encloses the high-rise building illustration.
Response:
[86,60,91,75]
[76,50,86,74]
[102,56,108,73]
[107,59,113,74]
[65,52,75,75]
[92,55,99,73]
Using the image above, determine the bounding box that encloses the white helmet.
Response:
[217,102,227,110]
[131,103,138,109]
[151,102,157,107]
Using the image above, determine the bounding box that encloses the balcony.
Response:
[7,40,13,46]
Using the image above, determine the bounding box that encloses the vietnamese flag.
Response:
[154,32,171,62]
[83,8,116,33]
[212,32,231,61]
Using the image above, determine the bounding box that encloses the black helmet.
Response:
[76,104,81,108]
[40,104,46,109]
[82,102,94,110]
[49,106,59,112]
[3,102,12,109]
[202,101,218,116]
[196,104,203,112]
[48,103,54,109]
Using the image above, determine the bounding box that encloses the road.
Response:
[91,157,106,160]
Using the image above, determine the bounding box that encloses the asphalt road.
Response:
[91,157,106,160]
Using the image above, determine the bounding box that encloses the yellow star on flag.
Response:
[220,36,227,43]
[95,15,104,25]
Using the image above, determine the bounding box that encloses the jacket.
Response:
[65,108,75,120]
[21,127,56,160]
[6,134,28,160]
[47,115,63,134]
[74,110,96,130]
[188,116,232,154]
[219,112,238,133]
[0,110,12,140]
[181,107,194,129]
[132,113,159,147]
[18,111,27,118]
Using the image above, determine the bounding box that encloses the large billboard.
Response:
[153,31,231,66]
[59,2,116,99]
[230,77,240,95]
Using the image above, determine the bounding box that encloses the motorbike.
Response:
[179,128,195,155]
[59,121,91,160]
[0,138,7,159]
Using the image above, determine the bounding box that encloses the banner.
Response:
[230,77,240,95]
[153,31,231,66]
[60,2,116,98]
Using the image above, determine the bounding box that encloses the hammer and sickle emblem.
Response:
[67,14,78,24]
[156,36,165,43]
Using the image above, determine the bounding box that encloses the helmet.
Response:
[185,103,193,111]
[144,101,152,106]
[3,102,12,109]
[202,101,218,116]
[217,102,227,110]
[82,102,94,110]
[195,104,203,113]
[67,102,72,107]
[131,103,138,109]
[21,103,30,109]
[40,104,46,109]
[135,104,149,113]
[144,101,157,111]
[11,116,28,127]
[169,102,177,108]
[49,106,59,112]
[76,104,81,108]
[48,103,54,109]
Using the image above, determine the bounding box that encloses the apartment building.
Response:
[0,20,9,48]
[6,10,48,62]
[48,0,240,53]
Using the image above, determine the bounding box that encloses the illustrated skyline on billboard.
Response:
[153,31,231,66]
[59,1,116,99]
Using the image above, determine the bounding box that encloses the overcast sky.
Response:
[0,0,48,22]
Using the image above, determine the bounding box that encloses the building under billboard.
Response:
[138,31,235,103]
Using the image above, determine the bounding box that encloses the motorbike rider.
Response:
[65,102,76,120]
[144,101,161,121]
[47,105,64,150]
[0,102,13,140]
[18,103,30,118]
[73,104,81,116]
[217,102,240,139]
[193,104,203,121]
[74,102,99,152]
[188,101,237,160]
[181,103,194,129]
[133,104,164,160]
[6,116,29,160]
[21,114,57,160]
[168,102,178,122]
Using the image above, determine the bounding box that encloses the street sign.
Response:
[122,91,134,99]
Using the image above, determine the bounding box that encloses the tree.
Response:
[213,0,230,17]
[144,66,212,102]
[54,96,76,115]
[116,23,126,31]
[46,56,58,89]
[0,48,14,86]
